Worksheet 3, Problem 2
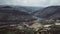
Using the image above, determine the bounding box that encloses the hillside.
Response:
[34,6,60,20]
[0,6,37,25]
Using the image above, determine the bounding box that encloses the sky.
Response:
[0,0,60,7]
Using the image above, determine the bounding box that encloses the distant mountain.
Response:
[34,6,60,20]
[0,6,37,25]
[14,6,43,13]
[31,7,44,15]
[0,5,44,14]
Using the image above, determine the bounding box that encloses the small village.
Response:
[0,20,60,34]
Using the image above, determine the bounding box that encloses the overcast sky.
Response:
[0,0,60,7]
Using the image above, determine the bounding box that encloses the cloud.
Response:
[0,0,60,7]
